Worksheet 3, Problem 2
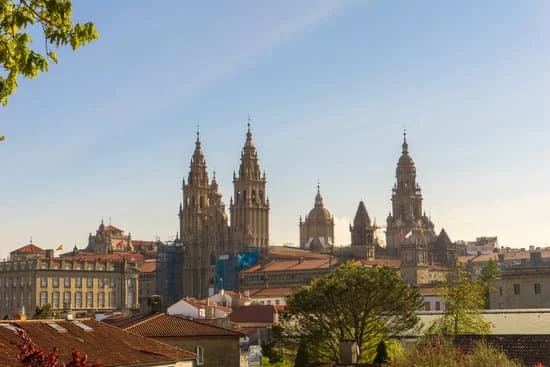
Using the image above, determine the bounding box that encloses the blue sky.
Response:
[0,0,548,258]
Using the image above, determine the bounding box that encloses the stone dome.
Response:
[307,189,332,223]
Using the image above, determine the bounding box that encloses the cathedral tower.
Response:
[386,131,435,258]
[179,131,229,298]
[350,201,376,259]
[299,184,335,252]
[230,120,270,255]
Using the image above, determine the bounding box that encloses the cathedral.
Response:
[385,131,437,258]
[299,185,335,252]
[178,122,269,298]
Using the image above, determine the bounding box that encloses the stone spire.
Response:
[314,182,324,208]
[402,129,408,154]
[187,129,209,188]
[238,116,260,180]
[353,201,371,228]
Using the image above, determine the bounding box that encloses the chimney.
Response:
[15,306,27,321]
[340,340,359,364]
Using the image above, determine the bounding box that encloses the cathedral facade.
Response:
[385,132,436,258]
[178,123,269,298]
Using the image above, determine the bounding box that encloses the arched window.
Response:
[199,196,204,209]
[259,190,264,204]
[195,345,204,365]
[243,190,247,202]
[251,190,256,203]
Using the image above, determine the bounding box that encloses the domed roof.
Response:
[306,185,333,223]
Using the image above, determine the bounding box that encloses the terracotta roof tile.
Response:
[230,305,277,324]
[123,313,243,338]
[243,258,337,273]
[11,244,45,254]
[0,319,195,367]
[247,288,294,297]
[138,260,156,273]
[104,225,123,232]
[354,258,401,268]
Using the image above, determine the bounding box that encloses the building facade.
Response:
[386,132,436,258]
[299,185,334,252]
[178,122,270,299]
[0,249,140,319]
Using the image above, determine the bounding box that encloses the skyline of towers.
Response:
[178,119,270,298]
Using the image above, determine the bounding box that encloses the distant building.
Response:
[239,255,338,290]
[385,132,437,258]
[107,313,242,367]
[179,123,270,299]
[0,244,140,319]
[299,185,334,252]
[167,297,232,319]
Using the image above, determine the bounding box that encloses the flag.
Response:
[56,245,63,251]
[404,231,413,239]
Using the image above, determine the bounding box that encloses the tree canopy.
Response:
[0,0,98,105]
[429,262,491,335]
[282,263,423,363]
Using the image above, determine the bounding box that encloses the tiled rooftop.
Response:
[243,258,337,273]
[11,244,45,254]
[0,318,195,367]
[230,305,278,324]
[122,313,243,338]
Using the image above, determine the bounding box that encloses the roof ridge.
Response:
[125,313,163,330]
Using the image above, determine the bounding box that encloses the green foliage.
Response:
[480,258,500,308]
[373,340,388,364]
[32,303,51,319]
[260,356,291,367]
[0,0,98,105]
[282,263,423,363]
[480,259,500,283]
[387,337,522,367]
[293,340,309,367]
[429,262,491,335]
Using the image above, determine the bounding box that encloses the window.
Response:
[98,292,105,307]
[535,283,542,295]
[75,277,82,288]
[195,345,204,365]
[513,284,521,295]
[52,291,60,308]
[98,279,104,288]
[87,278,93,288]
[64,291,71,308]
[87,291,93,307]
[499,286,504,296]
[424,302,431,311]
[40,291,48,306]
[75,291,82,308]
[40,277,47,288]
[64,277,71,288]
[53,277,59,288]
[127,291,134,307]
[435,301,441,311]
[109,278,115,288]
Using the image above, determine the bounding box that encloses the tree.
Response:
[479,258,500,308]
[429,262,490,335]
[17,330,104,366]
[0,0,98,105]
[372,340,388,364]
[282,263,423,363]
[32,304,51,319]
[387,337,522,367]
